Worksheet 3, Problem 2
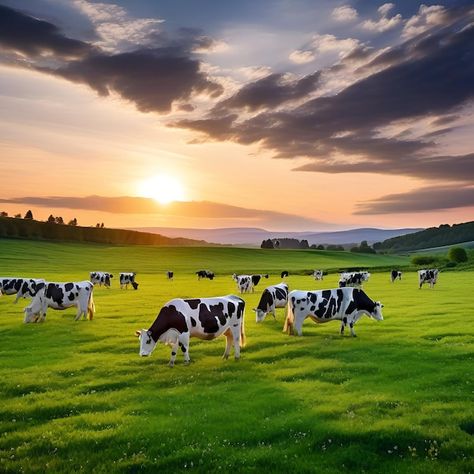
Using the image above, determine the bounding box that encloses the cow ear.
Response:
[135,330,141,337]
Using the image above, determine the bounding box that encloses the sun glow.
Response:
[137,174,187,204]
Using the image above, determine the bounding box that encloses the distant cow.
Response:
[120,272,138,290]
[196,270,215,280]
[167,271,174,280]
[232,274,269,293]
[283,287,383,337]
[390,270,402,283]
[136,295,246,366]
[90,271,113,288]
[0,277,45,303]
[23,281,95,323]
[339,271,370,288]
[281,271,289,278]
[254,283,289,322]
[313,270,324,280]
[418,269,439,289]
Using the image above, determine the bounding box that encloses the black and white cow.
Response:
[390,270,402,283]
[283,287,383,337]
[281,271,289,278]
[418,269,439,289]
[90,271,113,288]
[120,272,138,290]
[0,277,45,303]
[167,271,174,280]
[23,281,95,323]
[313,270,324,280]
[338,271,370,288]
[254,283,289,322]
[196,270,215,280]
[135,295,246,366]
[232,274,269,293]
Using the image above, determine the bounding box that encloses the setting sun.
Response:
[137,174,187,205]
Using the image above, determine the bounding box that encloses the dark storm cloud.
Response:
[355,185,474,214]
[0,4,223,113]
[0,196,327,228]
[39,48,223,113]
[177,9,474,181]
[0,4,92,58]
[213,72,321,112]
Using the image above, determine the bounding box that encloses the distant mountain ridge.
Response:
[131,226,423,246]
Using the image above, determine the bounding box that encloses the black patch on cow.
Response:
[336,289,344,312]
[275,287,288,301]
[190,317,197,327]
[227,301,236,316]
[68,292,75,301]
[21,281,29,296]
[324,296,337,319]
[345,289,376,315]
[198,302,226,333]
[314,297,328,319]
[65,283,74,292]
[186,299,201,310]
[251,275,261,286]
[308,292,317,304]
[148,304,188,342]
[179,342,186,353]
[257,290,273,312]
[171,351,177,356]
[14,279,22,291]
[343,317,347,324]
[310,305,315,312]
[45,283,64,306]
[236,299,245,320]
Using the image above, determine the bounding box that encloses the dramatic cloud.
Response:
[289,50,315,64]
[361,3,402,33]
[212,72,320,112]
[355,185,474,214]
[0,196,327,228]
[332,5,358,22]
[402,4,447,39]
[0,4,92,58]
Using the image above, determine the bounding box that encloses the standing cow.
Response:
[23,281,95,323]
[390,270,402,283]
[232,274,269,293]
[90,272,113,288]
[339,271,370,288]
[283,287,383,337]
[418,269,439,289]
[254,283,289,322]
[281,271,289,278]
[120,272,138,290]
[167,271,174,280]
[135,295,245,366]
[313,270,324,280]
[0,277,45,303]
[196,270,215,280]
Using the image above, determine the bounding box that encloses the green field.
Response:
[0,239,473,473]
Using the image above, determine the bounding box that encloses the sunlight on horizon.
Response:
[136,174,187,205]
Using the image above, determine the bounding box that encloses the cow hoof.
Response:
[184,360,190,365]
[168,362,175,368]
[222,354,229,360]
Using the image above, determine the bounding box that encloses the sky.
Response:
[0,0,473,231]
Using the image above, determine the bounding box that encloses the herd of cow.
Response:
[0,268,440,367]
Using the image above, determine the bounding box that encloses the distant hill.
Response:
[0,217,210,246]
[132,226,422,246]
[375,221,474,252]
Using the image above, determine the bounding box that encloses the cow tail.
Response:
[283,300,294,335]
[88,289,95,320]
[240,301,246,348]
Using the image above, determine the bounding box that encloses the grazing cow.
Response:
[89,271,113,288]
[339,271,370,288]
[232,274,269,293]
[390,270,402,283]
[23,281,95,323]
[313,270,324,280]
[0,278,45,303]
[135,295,246,366]
[281,271,289,278]
[120,272,138,290]
[418,269,439,289]
[196,270,215,280]
[283,287,383,337]
[167,271,174,280]
[254,283,289,322]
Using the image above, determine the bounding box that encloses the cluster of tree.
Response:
[260,238,309,249]
[1,210,80,226]
[310,244,325,250]
[0,216,207,247]
[374,221,474,252]
[350,240,376,254]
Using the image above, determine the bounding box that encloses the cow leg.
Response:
[349,318,357,337]
[74,306,83,321]
[294,316,304,336]
[169,340,180,367]
[222,328,233,360]
[14,293,20,304]
[179,333,191,364]
[340,317,347,335]
[230,324,241,359]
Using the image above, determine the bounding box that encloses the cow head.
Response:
[253,308,267,323]
[136,329,157,356]
[232,273,237,281]
[371,302,384,321]
[131,281,139,290]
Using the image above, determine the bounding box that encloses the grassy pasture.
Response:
[0,239,473,473]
